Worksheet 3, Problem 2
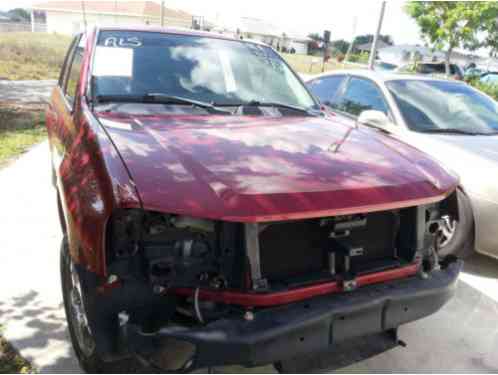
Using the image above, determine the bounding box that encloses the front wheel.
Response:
[437,188,475,259]
[60,239,108,372]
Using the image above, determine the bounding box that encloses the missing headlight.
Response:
[106,210,221,289]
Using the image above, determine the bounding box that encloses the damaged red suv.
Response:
[47,27,462,373]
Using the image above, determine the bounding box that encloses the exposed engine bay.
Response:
[102,192,458,337]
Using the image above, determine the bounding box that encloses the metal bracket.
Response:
[342,278,357,292]
[244,223,268,291]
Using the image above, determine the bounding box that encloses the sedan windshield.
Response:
[91,30,316,112]
[386,79,498,135]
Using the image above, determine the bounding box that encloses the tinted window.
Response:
[307,76,345,105]
[92,31,316,110]
[387,79,498,134]
[335,77,388,116]
[374,62,398,71]
[65,36,86,106]
[407,63,462,78]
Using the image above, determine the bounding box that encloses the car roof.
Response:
[307,68,461,85]
[93,25,269,47]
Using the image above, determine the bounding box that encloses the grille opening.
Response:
[258,209,417,288]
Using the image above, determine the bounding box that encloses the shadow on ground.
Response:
[464,253,498,279]
[0,290,178,373]
[0,290,80,373]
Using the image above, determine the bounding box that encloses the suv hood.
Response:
[98,112,457,222]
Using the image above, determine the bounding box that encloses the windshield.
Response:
[386,79,498,135]
[92,30,316,111]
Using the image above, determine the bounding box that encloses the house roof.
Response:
[356,40,390,52]
[32,1,192,20]
[238,17,278,37]
[233,17,309,41]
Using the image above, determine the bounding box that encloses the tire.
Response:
[60,238,110,373]
[56,193,67,235]
[438,188,475,259]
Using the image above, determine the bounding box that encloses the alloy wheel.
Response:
[438,215,457,249]
[68,260,96,357]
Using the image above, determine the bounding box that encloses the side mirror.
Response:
[357,110,396,133]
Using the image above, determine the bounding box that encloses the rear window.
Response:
[417,63,460,76]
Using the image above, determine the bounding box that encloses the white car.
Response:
[307,69,498,259]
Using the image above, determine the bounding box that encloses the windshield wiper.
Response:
[419,128,481,135]
[215,100,319,116]
[95,93,232,114]
[247,100,320,116]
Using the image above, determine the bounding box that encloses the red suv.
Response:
[47,27,462,373]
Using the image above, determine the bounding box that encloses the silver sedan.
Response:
[307,70,498,259]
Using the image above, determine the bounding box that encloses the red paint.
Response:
[174,263,419,307]
[79,29,96,97]
[356,263,419,286]
[99,111,457,223]
[47,26,458,276]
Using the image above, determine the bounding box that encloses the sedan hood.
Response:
[98,112,457,222]
[431,134,498,163]
[405,132,498,200]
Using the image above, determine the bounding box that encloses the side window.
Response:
[64,34,87,107]
[307,76,345,106]
[336,77,389,116]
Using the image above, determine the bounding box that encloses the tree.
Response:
[331,39,350,54]
[478,4,498,58]
[405,2,496,75]
[353,34,393,47]
[307,33,323,42]
[7,8,30,22]
[380,35,394,46]
[353,34,373,45]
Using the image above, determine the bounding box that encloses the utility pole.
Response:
[368,1,386,70]
[344,16,357,67]
[322,30,331,73]
[160,0,165,26]
[81,0,87,31]
[31,8,35,32]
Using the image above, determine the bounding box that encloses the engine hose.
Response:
[194,287,205,324]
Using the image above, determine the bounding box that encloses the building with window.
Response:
[224,17,310,54]
[32,1,193,35]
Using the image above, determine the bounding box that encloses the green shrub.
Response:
[347,52,369,64]
[468,79,498,101]
[335,52,345,62]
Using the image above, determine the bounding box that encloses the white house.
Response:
[229,17,310,54]
[32,1,193,35]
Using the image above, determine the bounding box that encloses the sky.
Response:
[1,0,425,45]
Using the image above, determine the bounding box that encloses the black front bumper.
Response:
[124,260,462,370]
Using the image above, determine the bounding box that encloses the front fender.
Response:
[57,99,141,276]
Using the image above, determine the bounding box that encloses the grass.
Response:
[0,32,360,80]
[0,32,71,80]
[468,80,498,101]
[0,325,35,373]
[0,104,47,167]
[281,52,361,74]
